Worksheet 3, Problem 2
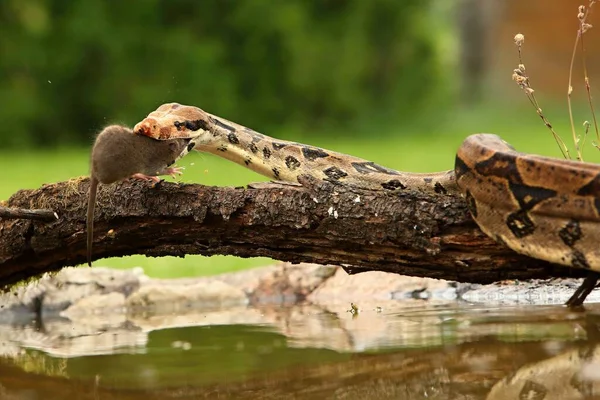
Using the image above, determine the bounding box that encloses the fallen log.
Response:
[0,176,586,287]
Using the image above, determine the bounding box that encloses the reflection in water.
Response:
[0,302,600,399]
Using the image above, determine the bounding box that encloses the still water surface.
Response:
[1,301,599,399]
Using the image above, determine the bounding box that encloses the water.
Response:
[1,301,599,399]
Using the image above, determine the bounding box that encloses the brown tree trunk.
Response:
[0,177,584,287]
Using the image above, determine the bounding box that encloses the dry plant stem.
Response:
[582,121,591,160]
[568,2,598,159]
[0,206,58,222]
[513,36,570,159]
[567,34,582,160]
[580,2,600,147]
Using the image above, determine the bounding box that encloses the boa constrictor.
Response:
[133,103,600,306]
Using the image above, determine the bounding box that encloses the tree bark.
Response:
[0,177,584,287]
[0,205,58,221]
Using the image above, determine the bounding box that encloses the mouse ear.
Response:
[168,141,179,151]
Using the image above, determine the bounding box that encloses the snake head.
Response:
[133,102,212,141]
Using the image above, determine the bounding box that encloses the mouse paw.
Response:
[131,173,161,183]
[165,166,184,179]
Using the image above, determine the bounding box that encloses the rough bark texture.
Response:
[0,177,585,287]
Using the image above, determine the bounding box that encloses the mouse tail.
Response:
[87,176,99,267]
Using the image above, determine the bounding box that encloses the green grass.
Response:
[2,102,598,278]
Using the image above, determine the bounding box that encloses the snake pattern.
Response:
[133,103,600,298]
[134,103,458,195]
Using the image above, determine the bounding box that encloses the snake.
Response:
[133,103,600,305]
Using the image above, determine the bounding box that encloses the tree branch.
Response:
[0,206,58,222]
[0,177,584,287]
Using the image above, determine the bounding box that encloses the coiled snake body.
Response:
[134,103,600,305]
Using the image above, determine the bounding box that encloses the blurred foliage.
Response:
[0,0,448,147]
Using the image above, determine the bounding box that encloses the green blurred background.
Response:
[1,0,598,277]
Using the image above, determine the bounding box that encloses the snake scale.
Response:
[133,103,600,305]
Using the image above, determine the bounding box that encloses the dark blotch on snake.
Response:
[323,166,348,181]
[249,142,259,154]
[475,152,523,184]
[559,220,582,247]
[227,132,240,144]
[352,161,399,175]
[518,381,547,399]
[263,147,272,159]
[174,120,209,132]
[434,183,447,194]
[381,180,406,191]
[302,147,329,161]
[285,156,301,171]
[454,155,470,180]
[508,183,557,211]
[506,210,536,238]
[211,117,236,133]
[578,174,600,216]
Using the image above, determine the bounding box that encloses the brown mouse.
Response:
[87,125,195,266]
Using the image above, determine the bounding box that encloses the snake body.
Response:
[134,103,458,195]
[456,134,600,272]
[133,103,600,278]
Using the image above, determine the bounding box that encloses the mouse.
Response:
[87,125,195,266]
